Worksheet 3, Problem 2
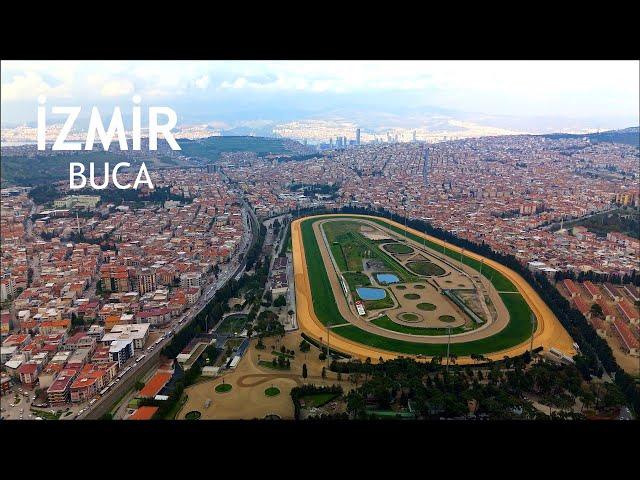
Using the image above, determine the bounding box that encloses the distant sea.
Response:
[1,141,36,147]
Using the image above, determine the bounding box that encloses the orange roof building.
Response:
[128,406,158,420]
[137,371,171,399]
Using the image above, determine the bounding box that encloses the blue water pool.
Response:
[376,273,400,285]
[356,287,387,301]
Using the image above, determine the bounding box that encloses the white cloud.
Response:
[194,74,210,89]
[100,79,135,97]
[1,60,638,122]
[1,70,71,101]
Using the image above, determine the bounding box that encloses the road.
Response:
[82,206,257,420]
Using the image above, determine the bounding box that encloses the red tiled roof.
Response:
[128,406,158,420]
[137,372,171,398]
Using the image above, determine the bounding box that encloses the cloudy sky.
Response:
[1,60,638,130]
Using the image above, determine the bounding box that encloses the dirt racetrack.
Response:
[292,214,576,364]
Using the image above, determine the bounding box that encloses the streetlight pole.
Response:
[529,313,535,354]
[446,326,451,375]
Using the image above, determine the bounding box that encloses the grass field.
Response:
[384,243,414,254]
[439,315,456,322]
[370,315,466,336]
[217,314,248,335]
[417,302,436,311]
[300,216,535,355]
[406,260,446,276]
[343,271,371,290]
[357,290,395,310]
[299,392,341,407]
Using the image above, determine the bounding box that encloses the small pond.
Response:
[376,273,400,285]
[357,287,387,300]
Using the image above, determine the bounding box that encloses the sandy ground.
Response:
[292,214,576,364]
[178,332,354,420]
[610,339,640,377]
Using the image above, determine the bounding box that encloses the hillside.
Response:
[540,126,640,147]
[178,136,309,161]
[0,136,309,187]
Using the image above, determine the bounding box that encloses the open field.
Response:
[292,214,576,363]
[178,332,354,420]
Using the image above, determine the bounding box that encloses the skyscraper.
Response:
[356,128,361,145]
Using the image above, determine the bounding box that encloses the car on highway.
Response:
[90,398,97,405]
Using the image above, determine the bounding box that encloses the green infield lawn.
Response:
[323,221,417,282]
[370,315,464,336]
[406,260,446,276]
[343,271,371,290]
[383,243,414,254]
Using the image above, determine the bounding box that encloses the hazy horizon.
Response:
[2,60,638,135]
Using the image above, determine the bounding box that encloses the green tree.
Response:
[302,363,308,379]
[273,295,286,308]
[322,367,326,379]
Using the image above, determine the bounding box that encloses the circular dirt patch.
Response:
[185,410,202,420]
[265,387,281,397]
[215,383,232,393]
[438,315,456,323]
[404,293,420,300]
[417,302,436,311]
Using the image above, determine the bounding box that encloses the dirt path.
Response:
[292,214,576,364]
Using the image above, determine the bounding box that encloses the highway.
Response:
[83,205,258,420]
